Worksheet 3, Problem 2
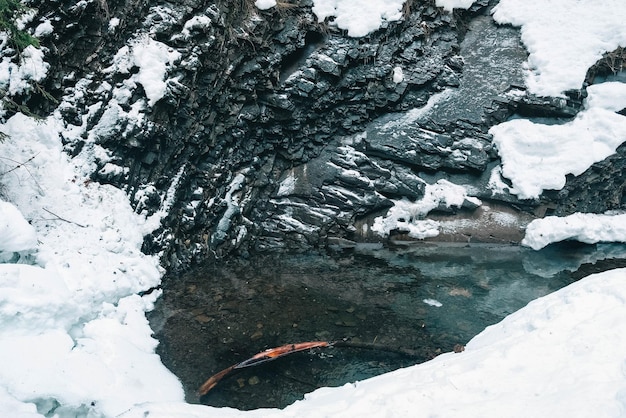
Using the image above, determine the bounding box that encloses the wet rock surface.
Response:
[12,0,622,272]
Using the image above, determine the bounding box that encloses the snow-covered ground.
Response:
[1,0,626,417]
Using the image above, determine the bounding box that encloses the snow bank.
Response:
[0,114,184,417]
[284,268,626,417]
[0,201,36,255]
[489,3,626,249]
[311,0,406,37]
[490,82,626,199]
[309,0,478,35]
[586,82,626,112]
[492,0,626,97]
[522,212,626,250]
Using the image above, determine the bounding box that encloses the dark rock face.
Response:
[549,144,626,216]
[17,0,621,272]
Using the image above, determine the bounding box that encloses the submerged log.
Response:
[197,365,236,396]
[332,339,422,358]
[198,341,330,396]
[197,339,423,396]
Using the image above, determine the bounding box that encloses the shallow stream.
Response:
[149,242,626,410]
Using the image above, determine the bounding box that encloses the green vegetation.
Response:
[0,0,39,51]
[0,0,48,130]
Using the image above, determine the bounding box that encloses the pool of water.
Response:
[148,242,626,410]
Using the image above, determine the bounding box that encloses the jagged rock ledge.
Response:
[12,0,625,273]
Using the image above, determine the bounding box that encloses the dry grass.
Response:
[586,46,626,84]
[275,1,298,10]
[604,46,626,74]
[402,0,418,19]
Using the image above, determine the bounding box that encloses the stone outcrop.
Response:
[11,0,622,272]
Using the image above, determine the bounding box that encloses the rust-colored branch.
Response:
[198,341,329,396]
[197,339,424,396]
[235,341,330,369]
[332,340,422,358]
[198,365,236,396]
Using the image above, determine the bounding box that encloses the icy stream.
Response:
[149,242,626,410]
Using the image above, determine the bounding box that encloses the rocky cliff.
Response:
[10,0,626,272]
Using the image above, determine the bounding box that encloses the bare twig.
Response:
[0,154,38,176]
[0,154,44,194]
[333,339,422,358]
[42,207,87,228]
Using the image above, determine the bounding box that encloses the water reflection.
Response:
[149,242,626,410]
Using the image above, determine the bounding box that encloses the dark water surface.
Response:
[149,242,626,410]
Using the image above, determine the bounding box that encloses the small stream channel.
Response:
[149,242,626,410]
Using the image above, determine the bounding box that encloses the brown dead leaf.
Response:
[448,287,472,297]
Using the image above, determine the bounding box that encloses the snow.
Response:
[108,17,120,33]
[107,36,181,106]
[586,81,626,112]
[0,201,36,255]
[34,20,53,37]
[0,113,184,417]
[381,88,454,130]
[372,179,481,239]
[422,298,443,308]
[0,45,49,97]
[523,212,626,250]
[392,66,404,83]
[490,83,626,199]
[181,15,213,39]
[435,0,477,13]
[492,0,626,97]
[255,0,277,10]
[311,0,406,37]
[1,0,626,417]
